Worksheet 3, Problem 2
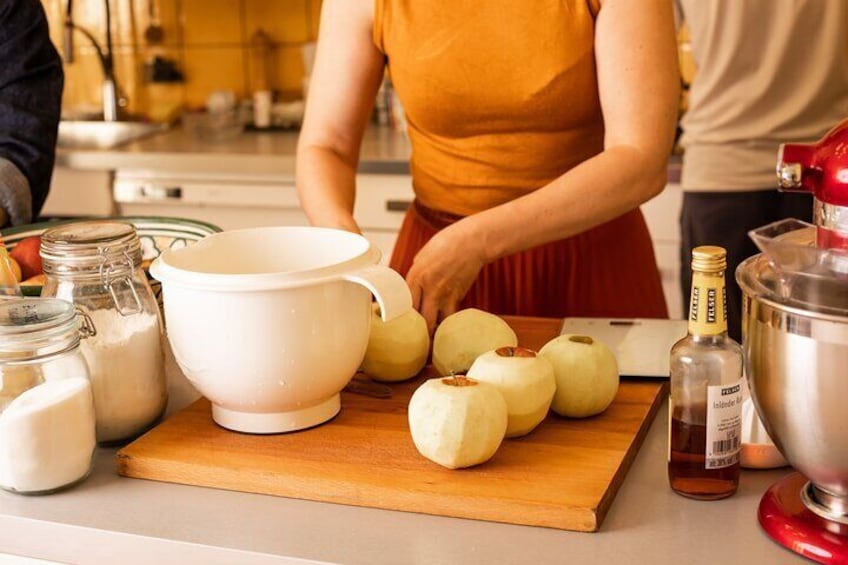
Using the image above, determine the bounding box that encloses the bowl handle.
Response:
[341,265,412,322]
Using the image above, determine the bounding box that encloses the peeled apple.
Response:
[538,334,619,418]
[466,346,555,437]
[407,375,507,469]
[432,309,518,376]
[361,303,430,382]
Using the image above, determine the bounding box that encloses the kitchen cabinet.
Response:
[43,167,115,217]
[112,170,310,230]
[353,174,414,264]
[112,170,415,266]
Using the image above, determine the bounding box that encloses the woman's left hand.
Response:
[405,221,488,334]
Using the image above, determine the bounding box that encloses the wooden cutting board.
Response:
[117,316,665,532]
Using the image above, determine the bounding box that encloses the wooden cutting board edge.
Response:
[592,379,667,529]
[116,446,601,531]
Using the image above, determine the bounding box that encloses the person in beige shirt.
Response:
[675,0,848,341]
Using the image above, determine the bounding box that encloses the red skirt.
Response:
[389,201,669,319]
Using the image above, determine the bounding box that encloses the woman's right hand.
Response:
[405,220,488,334]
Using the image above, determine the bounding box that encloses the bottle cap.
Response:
[691,245,727,273]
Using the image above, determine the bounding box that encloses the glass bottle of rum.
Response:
[668,246,743,500]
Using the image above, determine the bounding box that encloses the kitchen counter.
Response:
[56,125,413,177]
[55,124,683,182]
[0,348,804,565]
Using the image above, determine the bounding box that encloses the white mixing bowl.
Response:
[150,226,412,433]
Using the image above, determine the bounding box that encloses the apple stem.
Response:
[569,335,594,345]
[495,346,536,358]
[443,373,477,387]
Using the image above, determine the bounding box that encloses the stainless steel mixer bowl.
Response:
[738,254,848,519]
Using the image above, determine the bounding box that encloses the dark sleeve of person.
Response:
[0,0,63,225]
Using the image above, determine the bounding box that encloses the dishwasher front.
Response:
[113,170,309,231]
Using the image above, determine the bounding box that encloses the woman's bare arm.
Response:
[295,0,385,233]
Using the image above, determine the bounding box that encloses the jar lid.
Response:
[41,221,142,275]
[0,298,82,359]
[42,220,139,251]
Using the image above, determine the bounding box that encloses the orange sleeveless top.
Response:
[373,0,605,217]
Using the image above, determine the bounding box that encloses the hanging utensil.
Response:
[143,0,164,44]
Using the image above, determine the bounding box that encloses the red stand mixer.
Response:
[779,119,848,250]
[738,118,848,564]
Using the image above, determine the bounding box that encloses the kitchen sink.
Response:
[57,120,168,150]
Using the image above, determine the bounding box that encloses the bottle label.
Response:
[705,379,743,469]
[689,271,727,336]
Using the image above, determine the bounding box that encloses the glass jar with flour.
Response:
[41,221,167,444]
[0,298,97,494]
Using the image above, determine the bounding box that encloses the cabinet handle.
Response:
[140,185,182,200]
[385,199,411,212]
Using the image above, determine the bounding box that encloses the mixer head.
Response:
[778,117,848,250]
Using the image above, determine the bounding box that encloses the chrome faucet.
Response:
[63,0,124,121]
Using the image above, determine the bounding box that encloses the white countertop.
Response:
[56,126,413,177]
[0,347,804,565]
[55,124,682,182]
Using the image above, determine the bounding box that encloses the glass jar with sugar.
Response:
[41,221,167,445]
[0,297,97,494]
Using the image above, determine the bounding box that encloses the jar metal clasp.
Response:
[99,249,143,317]
[75,307,97,338]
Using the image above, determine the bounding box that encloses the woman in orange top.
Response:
[297,0,679,332]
